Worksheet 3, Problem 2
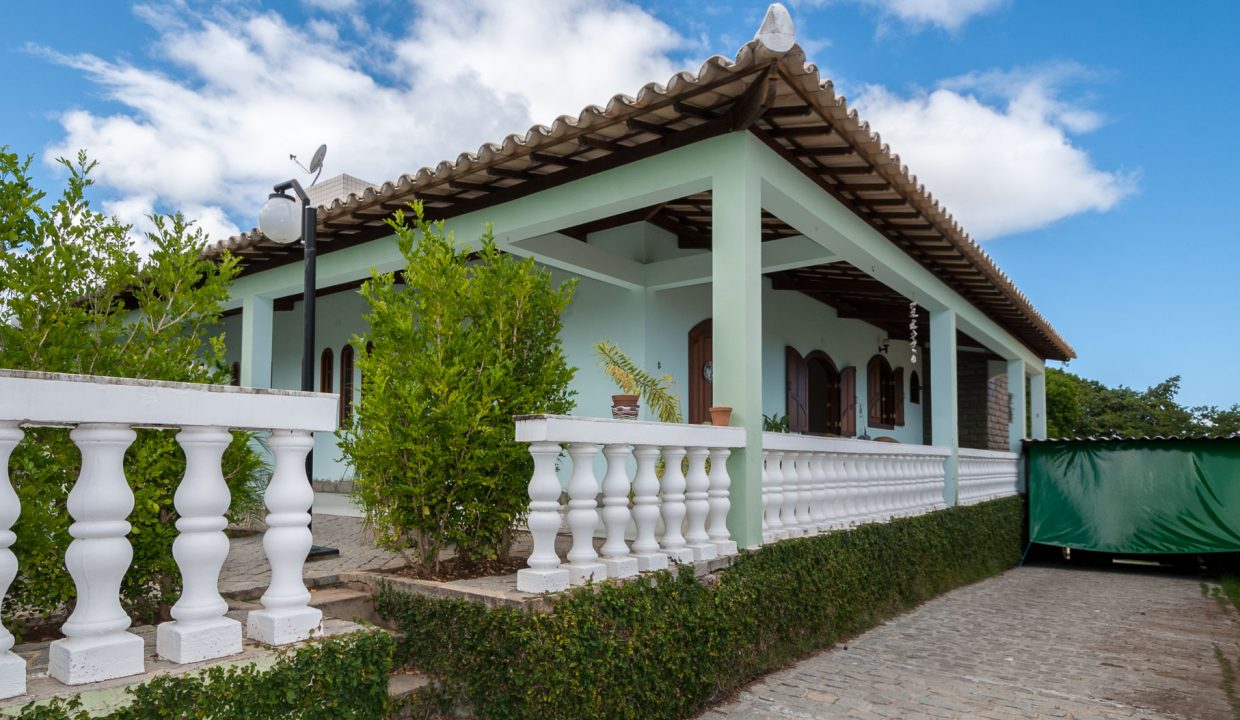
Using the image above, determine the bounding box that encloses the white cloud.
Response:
[39,1,687,246]
[795,0,1003,33]
[855,65,1136,239]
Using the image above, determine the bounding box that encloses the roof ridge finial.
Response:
[754,3,796,53]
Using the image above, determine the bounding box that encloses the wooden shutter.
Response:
[867,356,882,427]
[786,346,808,433]
[894,367,905,427]
[840,366,857,437]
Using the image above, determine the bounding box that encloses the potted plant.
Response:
[709,406,733,426]
[595,341,683,422]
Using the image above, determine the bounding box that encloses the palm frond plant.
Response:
[595,341,683,423]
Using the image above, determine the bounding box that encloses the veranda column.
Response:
[157,426,243,664]
[50,424,144,685]
[1007,359,1028,453]
[517,442,569,593]
[930,309,959,506]
[712,152,764,549]
[0,424,24,699]
[1030,371,1048,440]
[599,444,638,579]
[564,443,606,584]
[247,430,322,645]
[240,295,274,388]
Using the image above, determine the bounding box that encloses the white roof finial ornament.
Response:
[754,3,796,53]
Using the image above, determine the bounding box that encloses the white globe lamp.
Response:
[258,192,302,244]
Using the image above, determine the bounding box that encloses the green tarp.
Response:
[1028,438,1240,554]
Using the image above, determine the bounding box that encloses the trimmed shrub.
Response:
[377,496,1025,720]
[11,630,394,719]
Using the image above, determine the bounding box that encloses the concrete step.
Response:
[308,585,380,626]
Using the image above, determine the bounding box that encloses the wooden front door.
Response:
[688,319,712,424]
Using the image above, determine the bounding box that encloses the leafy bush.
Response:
[339,203,577,571]
[377,496,1025,720]
[11,630,394,719]
[0,148,264,623]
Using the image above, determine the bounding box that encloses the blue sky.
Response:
[2,1,1238,408]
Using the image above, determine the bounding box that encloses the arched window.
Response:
[867,355,901,429]
[319,348,334,393]
[909,370,921,404]
[339,344,355,426]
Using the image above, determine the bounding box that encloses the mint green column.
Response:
[240,295,273,389]
[1007,358,1027,453]
[712,147,764,549]
[930,308,959,505]
[1030,372,1048,439]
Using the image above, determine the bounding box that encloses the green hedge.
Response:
[12,630,394,720]
[378,495,1025,720]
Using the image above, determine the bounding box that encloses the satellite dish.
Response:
[290,144,328,186]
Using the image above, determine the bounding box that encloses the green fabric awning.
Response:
[1027,438,1240,554]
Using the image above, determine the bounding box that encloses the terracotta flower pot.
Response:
[611,394,639,420]
[709,406,733,426]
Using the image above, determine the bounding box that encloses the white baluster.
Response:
[564,443,606,585]
[246,430,322,646]
[599,444,638,580]
[856,454,876,523]
[780,452,800,535]
[683,447,716,562]
[810,454,828,531]
[659,446,694,564]
[793,453,814,531]
[50,424,144,685]
[879,455,898,520]
[763,451,785,543]
[897,456,915,516]
[839,454,859,525]
[518,442,570,593]
[0,424,24,699]
[707,447,737,556]
[630,445,668,571]
[157,426,242,664]
[822,454,845,529]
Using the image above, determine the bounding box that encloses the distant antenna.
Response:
[289,144,328,186]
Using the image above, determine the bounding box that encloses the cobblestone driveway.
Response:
[700,566,1240,720]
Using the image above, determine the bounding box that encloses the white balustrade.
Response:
[0,369,337,691]
[761,434,951,542]
[0,424,24,699]
[957,449,1020,505]
[513,415,746,591]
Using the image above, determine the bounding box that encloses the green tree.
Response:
[1046,366,1239,438]
[0,148,263,623]
[339,203,577,571]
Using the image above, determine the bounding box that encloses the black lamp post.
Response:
[258,179,340,560]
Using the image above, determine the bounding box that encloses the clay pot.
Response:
[611,394,639,420]
[709,406,733,426]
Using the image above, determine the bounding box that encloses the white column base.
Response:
[246,606,322,646]
[633,552,668,572]
[714,540,739,557]
[664,548,696,565]
[517,568,569,594]
[601,557,639,580]
[688,543,718,562]
[0,652,24,699]
[565,562,607,586]
[49,631,144,685]
[157,617,242,664]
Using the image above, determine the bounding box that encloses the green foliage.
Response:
[595,341,682,423]
[762,413,790,433]
[339,203,577,571]
[1046,367,1240,438]
[377,496,1024,720]
[11,630,394,719]
[0,148,264,622]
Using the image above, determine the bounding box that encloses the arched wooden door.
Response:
[806,350,842,435]
[688,319,712,424]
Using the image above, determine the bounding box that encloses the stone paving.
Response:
[699,565,1240,720]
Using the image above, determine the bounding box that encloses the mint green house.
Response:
[208,9,1072,550]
